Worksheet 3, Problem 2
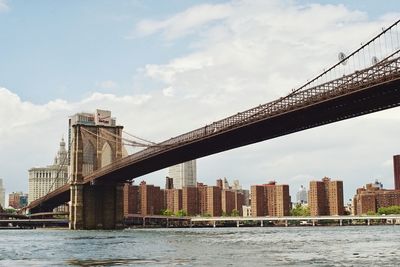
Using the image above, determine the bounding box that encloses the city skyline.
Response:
[1,1,400,202]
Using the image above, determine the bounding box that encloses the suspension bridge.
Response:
[26,19,400,229]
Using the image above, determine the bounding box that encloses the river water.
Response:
[0,225,399,266]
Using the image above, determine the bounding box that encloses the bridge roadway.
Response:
[28,52,400,213]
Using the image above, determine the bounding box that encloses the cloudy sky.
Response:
[0,0,399,202]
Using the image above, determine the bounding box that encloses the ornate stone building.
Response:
[28,138,68,207]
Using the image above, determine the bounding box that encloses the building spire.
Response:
[54,137,68,165]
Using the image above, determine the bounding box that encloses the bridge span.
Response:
[26,19,400,229]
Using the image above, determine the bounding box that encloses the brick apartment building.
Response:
[353,180,400,215]
[207,186,222,216]
[124,178,246,217]
[308,177,344,216]
[183,187,198,215]
[139,181,164,216]
[250,181,290,217]
[123,184,139,216]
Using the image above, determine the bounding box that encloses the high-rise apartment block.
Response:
[165,189,175,212]
[207,186,222,216]
[308,180,325,215]
[173,189,183,212]
[222,190,235,215]
[251,185,266,216]
[275,184,291,216]
[250,181,291,217]
[308,177,344,216]
[139,181,164,216]
[28,138,68,210]
[222,190,244,216]
[197,183,208,215]
[123,183,140,216]
[168,160,196,189]
[0,178,5,208]
[394,155,400,190]
[353,180,400,215]
[183,187,198,215]
[122,177,245,217]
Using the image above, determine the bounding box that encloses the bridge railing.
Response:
[297,19,400,93]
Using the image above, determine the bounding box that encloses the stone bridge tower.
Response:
[69,110,124,230]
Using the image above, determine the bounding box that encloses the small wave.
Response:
[67,258,159,266]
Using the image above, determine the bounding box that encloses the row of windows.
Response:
[31,172,68,179]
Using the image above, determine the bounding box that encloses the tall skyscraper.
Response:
[308,177,344,216]
[167,160,197,189]
[393,155,400,190]
[28,138,68,207]
[0,178,5,208]
[296,185,308,204]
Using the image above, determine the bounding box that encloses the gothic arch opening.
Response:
[101,142,113,167]
[83,140,96,176]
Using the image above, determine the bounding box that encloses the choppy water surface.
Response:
[0,226,399,266]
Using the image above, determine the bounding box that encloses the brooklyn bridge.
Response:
[26,19,400,229]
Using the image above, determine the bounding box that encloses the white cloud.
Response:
[0,0,9,12]
[136,1,394,113]
[135,3,232,39]
[96,80,118,90]
[162,86,175,97]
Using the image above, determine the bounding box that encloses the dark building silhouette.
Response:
[165,177,174,190]
[393,155,400,190]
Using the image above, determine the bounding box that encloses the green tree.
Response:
[221,211,228,217]
[162,209,174,216]
[175,209,187,217]
[290,204,310,216]
[366,210,377,216]
[377,205,400,215]
[4,208,16,214]
[231,209,240,217]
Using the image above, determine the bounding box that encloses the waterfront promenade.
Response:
[3,215,400,229]
[190,215,400,227]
